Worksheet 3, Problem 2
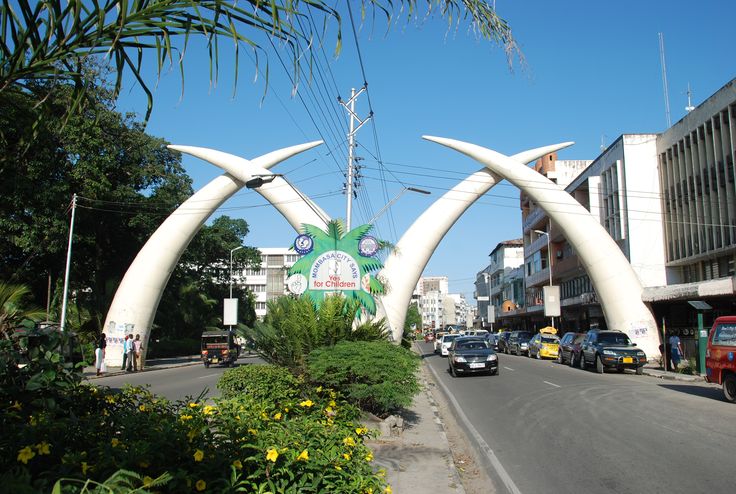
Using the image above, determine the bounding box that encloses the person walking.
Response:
[125,334,135,372]
[95,333,107,376]
[132,334,143,371]
[121,334,129,370]
[669,333,684,370]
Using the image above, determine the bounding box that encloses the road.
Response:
[417,341,735,494]
[89,354,263,402]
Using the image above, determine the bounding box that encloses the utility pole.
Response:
[338,85,371,231]
[60,193,77,332]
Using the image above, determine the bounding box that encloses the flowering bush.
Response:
[0,367,389,493]
[217,363,301,402]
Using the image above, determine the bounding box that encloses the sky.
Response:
[116,0,735,303]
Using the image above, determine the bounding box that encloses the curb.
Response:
[642,368,706,382]
[84,357,203,380]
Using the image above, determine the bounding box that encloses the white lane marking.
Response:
[427,363,523,494]
[503,366,514,371]
[198,374,219,379]
[543,381,561,388]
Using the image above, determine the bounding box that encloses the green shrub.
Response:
[307,341,420,417]
[217,364,301,402]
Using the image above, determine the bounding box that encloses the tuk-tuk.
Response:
[200,330,240,367]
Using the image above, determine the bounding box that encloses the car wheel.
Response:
[636,365,644,376]
[595,355,604,374]
[516,347,520,356]
[722,374,736,403]
[491,367,499,376]
[557,352,564,365]
[536,350,541,360]
[578,353,586,369]
[204,362,210,368]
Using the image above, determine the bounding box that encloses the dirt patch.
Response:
[420,366,498,494]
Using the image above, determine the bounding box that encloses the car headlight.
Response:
[453,356,467,363]
[486,354,497,361]
[602,349,617,356]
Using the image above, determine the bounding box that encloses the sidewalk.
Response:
[83,355,202,379]
[641,364,707,382]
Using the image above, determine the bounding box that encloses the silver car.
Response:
[440,334,462,356]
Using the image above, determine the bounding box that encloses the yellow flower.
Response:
[180,414,193,421]
[139,404,146,412]
[355,427,368,435]
[329,400,337,407]
[343,437,356,447]
[194,449,204,462]
[105,396,116,404]
[188,402,200,408]
[334,465,342,471]
[235,415,241,421]
[296,449,309,461]
[81,462,90,475]
[248,428,258,435]
[261,412,269,420]
[299,399,314,407]
[284,407,289,412]
[10,401,22,411]
[17,446,35,464]
[365,489,373,494]
[266,448,279,462]
[111,438,119,448]
[142,476,153,486]
[35,441,51,455]
[232,459,243,470]
[273,412,282,420]
[195,479,206,491]
[384,486,392,494]
[316,386,323,392]
[365,451,374,462]
[203,405,215,415]
[343,453,351,460]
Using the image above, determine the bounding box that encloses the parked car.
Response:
[447,336,499,377]
[497,331,512,354]
[433,331,447,352]
[528,333,560,359]
[557,332,585,366]
[439,334,463,356]
[705,316,736,403]
[579,330,646,374]
[508,331,533,356]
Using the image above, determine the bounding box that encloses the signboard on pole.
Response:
[223,298,238,326]
[487,305,496,324]
[543,286,561,317]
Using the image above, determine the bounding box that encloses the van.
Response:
[705,316,736,403]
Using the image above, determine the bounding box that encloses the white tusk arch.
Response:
[422,135,661,359]
[102,141,325,368]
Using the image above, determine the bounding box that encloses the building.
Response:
[474,240,524,329]
[237,247,299,320]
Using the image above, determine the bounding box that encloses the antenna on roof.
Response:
[658,33,672,128]
[600,134,607,153]
[685,83,695,112]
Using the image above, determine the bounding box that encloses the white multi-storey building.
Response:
[236,247,299,320]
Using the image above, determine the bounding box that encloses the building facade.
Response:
[237,247,299,320]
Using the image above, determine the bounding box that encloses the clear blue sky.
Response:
[116,0,735,303]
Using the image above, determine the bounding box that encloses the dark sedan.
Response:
[557,331,585,366]
[447,337,499,377]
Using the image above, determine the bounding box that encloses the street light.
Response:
[367,186,431,224]
[533,229,554,327]
[246,173,330,225]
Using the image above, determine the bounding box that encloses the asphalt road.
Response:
[417,341,735,494]
[91,354,263,402]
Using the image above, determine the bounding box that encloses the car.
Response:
[705,316,736,403]
[447,336,499,377]
[433,331,447,353]
[508,331,533,356]
[439,333,462,356]
[497,331,512,354]
[579,330,646,374]
[557,332,585,366]
[528,333,560,359]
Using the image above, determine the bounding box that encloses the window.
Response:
[712,323,736,347]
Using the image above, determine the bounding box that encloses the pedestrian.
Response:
[126,333,135,372]
[669,333,684,370]
[121,334,129,370]
[133,334,143,371]
[95,333,107,376]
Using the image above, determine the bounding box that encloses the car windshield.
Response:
[598,333,631,345]
[457,340,489,350]
[713,323,736,347]
[443,335,460,342]
[541,336,559,343]
[517,332,532,339]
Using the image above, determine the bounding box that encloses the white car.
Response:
[433,332,447,352]
[440,334,462,356]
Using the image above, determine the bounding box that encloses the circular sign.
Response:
[294,234,314,255]
[358,236,379,257]
[286,274,308,295]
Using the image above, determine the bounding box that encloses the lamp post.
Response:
[533,229,554,328]
[367,186,431,224]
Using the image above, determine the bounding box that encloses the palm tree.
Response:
[0,282,46,340]
[0,1,519,123]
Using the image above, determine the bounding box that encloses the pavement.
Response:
[83,351,706,494]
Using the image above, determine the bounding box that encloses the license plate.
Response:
[212,358,219,363]
[469,363,485,369]
[622,357,633,364]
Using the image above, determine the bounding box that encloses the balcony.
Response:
[526,268,549,288]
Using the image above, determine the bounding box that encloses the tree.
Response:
[0,282,46,340]
[1,1,519,124]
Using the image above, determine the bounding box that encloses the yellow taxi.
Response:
[528,327,560,360]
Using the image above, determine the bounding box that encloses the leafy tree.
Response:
[0,282,46,340]
[402,302,422,347]
[243,295,388,373]
[0,1,519,124]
